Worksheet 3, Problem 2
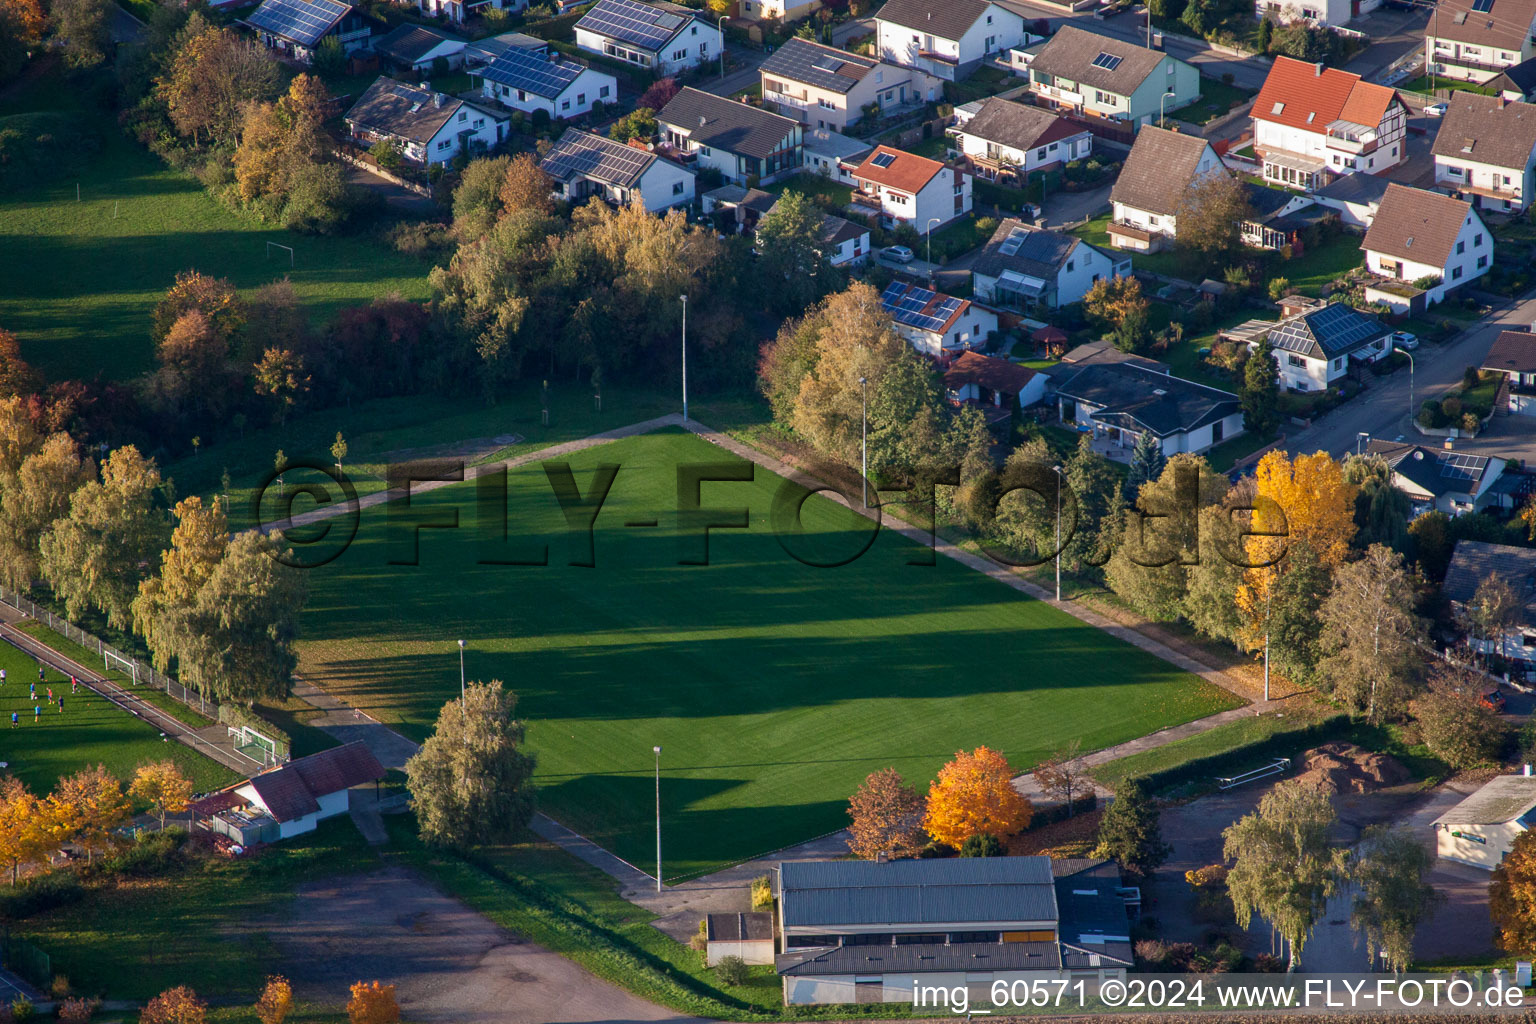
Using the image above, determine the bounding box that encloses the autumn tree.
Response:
[134,494,230,670]
[1409,666,1506,768]
[253,348,309,425]
[49,765,131,863]
[157,22,281,145]
[1492,829,1536,956]
[0,432,90,590]
[1082,276,1150,353]
[451,156,513,239]
[141,987,206,1024]
[234,74,336,217]
[152,270,247,346]
[255,976,293,1024]
[1462,573,1520,667]
[0,329,38,397]
[39,445,166,630]
[637,77,680,111]
[846,768,926,859]
[0,776,46,884]
[923,746,1032,849]
[1223,780,1346,972]
[130,761,195,829]
[1318,544,1426,721]
[1183,500,1251,645]
[0,0,46,46]
[51,0,112,69]
[346,982,398,1024]
[1350,824,1440,973]
[1105,455,1230,621]
[1174,168,1253,272]
[1247,449,1358,570]
[405,680,537,847]
[756,190,838,315]
[1093,777,1169,874]
[1241,342,1279,436]
[497,153,554,216]
[1033,740,1088,815]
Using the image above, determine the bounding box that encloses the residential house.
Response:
[738,0,821,21]
[471,46,617,120]
[1054,362,1244,457]
[1432,92,1536,214]
[848,145,971,229]
[1443,541,1536,663]
[1250,55,1407,190]
[246,0,373,63]
[705,913,774,967]
[575,0,722,76]
[372,24,465,73]
[972,218,1130,310]
[415,0,518,26]
[1365,441,1506,516]
[1026,25,1200,136]
[199,741,384,844]
[1482,329,1536,414]
[1256,301,1391,392]
[539,128,695,212]
[1435,774,1536,869]
[1254,0,1382,28]
[1059,339,1170,375]
[803,128,872,184]
[775,857,1131,1006]
[944,351,1049,418]
[874,0,1026,82]
[1487,56,1536,100]
[879,280,999,357]
[760,37,941,132]
[1312,170,1392,229]
[952,97,1092,183]
[344,78,508,164]
[1106,126,1221,251]
[1240,183,1330,251]
[701,184,778,231]
[657,88,804,185]
[1362,183,1492,308]
[763,198,871,266]
[463,31,547,67]
[1424,0,1536,84]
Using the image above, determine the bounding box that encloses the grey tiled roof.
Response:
[876,0,1001,42]
[658,88,799,160]
[760,36,877,95]
[1109,125,1214,218]
[373,23,462,65]
[1053,362,1239,437]
[1484,329,1536,374]
[1431,91,1536,172]
[1365,439,1497,502]
[1031,24,1174,97]
[960,97,1082,153]
[1265,302,1389,361]
[345,78,492,145]
[1443,541,1536,627]
[972,218,1082,279]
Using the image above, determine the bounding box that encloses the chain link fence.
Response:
[0,931,50,992]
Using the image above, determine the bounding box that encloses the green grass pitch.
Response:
[0,632,241,796]
[295,429,1243,878]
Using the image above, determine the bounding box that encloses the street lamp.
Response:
[1356,431,1370,456]
[926,217,941,267]
[1160,90,1177,126]
[859,376,869,508]
[457,639,466,726]
[1401,347,1416,423]
[1051,464,1064,602]
[653,745,663,893]
[680,294,689,422]
[718,15,727,79]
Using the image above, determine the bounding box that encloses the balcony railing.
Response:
[1431,52,1511,75]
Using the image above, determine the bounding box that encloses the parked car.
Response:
[1424,101,1448,117]
[882,245,915,264]
[1392,331,1419,351]
[1481,690,1507,713]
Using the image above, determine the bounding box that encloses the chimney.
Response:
[1314,61,1325,76]
[875,850,889,863]
[700,115,707,127]
[1444,436,1455,451]
[434,92,445,108]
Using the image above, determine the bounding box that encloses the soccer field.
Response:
[0,634,240,795]
[296,429,1243,877]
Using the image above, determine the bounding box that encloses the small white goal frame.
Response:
[266,241,294,267]
[103,649,138,684]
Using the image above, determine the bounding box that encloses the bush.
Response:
[1184,864,1228,888]
[282,163,355,235]
[10,998,31,1024]
[714,955,748,987]
[1412,274,1443,290]
[140,988,202,1024]
[100,828,189,878]
[959,833,1005,857]
[689,919,707,952]
[56,999,98,1024]
[1253,952,1286,972]
[1441,395,1463,420]
[1463,365,1483,390]
[347,982,398,1024]
[750,875,772,908]
[385,220,453,260]
[255,976,293,1024]
[49,977,69,1001]
[1022,791,1097,830]
[1418,400,1444,429]
[370,139,404,173]
[1462,412,1481,433]
[0,871,82,920]
[0,112,98,194]
[1267,277,1291,301]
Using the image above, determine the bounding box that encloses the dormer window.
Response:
[1272,101,1285,115]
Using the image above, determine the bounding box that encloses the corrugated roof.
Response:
[658,88,799,160]
[1362,183,1475,269]
[779,858,1058,929]
[1109,125,1215,218]
[875,0,1002,43]
[1029,25,1176,97]
[777,940,1062,977]
[1435,774,1536,826]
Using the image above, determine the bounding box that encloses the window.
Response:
[1447,164,1465,177]
[437,139,451,150]
[1066,260,1074,271]
[1476,232,1484,245]
[874,70,883,83]
[1333,358,1343,370]
[1478,254,1489,268]
[1036,147,1047,159]
[561,99,571,110]
[672,180,685,194]
[986,35,995,48]
[577,93,585,104]
[691,25,697,33]
[986,12,992,21]
[600,85,610,97]
[1457,240,1465,254]
[1288,354,1306,367]
[699,145,711,156]
[458,111,466,122]
[1453,266,1464,280]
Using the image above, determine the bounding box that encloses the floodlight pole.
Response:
[860,376,869,508]
[457,639,467,742]
[654,745,663,892]
[1052,464,1064,602]
[680,294,689,422]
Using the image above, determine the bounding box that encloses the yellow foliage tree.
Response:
[0,776,49,885]
[50,765,131,863]
[923,746,1033,849]
[141,986,206,1024]
[129,761,194,830]
[1492,829,1536,955]
[255,975,293,1024]
[347,981,399,1024]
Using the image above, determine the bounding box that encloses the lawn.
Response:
[295,428,1243,879]
[1071,214,1185,278]
[766,172,854,210]
[0,67,433,382]
[0,628,238,795]
[1087,708,1329,791]
[1284,231,1364,296]
[16,819,376,1001]
[1398,75,1494,96]
[1170,77,1256,126]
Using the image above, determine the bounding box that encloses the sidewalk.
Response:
[0,607,261,777]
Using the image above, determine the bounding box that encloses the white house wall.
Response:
[634,160,696,211]
[958,130,1091,173]
[1434,152,1536,213]
[1365,210,1492,304]
[1436,820,1524,869]
[479,66,616,120]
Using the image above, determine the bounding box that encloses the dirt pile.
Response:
[1292,742,1411,795]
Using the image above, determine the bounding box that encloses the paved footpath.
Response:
[271,414,1283,934]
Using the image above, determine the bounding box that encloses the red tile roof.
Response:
[944,351,1037,395]
[243,740,386,823]
[1252,56,1399,134]
[853,145,948,194]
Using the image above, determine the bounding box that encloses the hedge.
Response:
[1132,714,1354,795]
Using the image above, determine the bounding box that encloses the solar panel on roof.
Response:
[479,46,585,98]
[249,0,348,47]
[1090,52,1123,70]
[812,54,842,71]
[578,0,690,51]
[871,152,896,168]
[542,131,652,185]
[1471,0,1494,12]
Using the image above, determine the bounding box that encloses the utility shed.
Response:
[706,912,775,966]
[1434,773,1536,869]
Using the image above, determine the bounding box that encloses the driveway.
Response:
[698,43,766,97]
[269,867,703,1024]
[1345,6,1432,83]
[344,163,437,215]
